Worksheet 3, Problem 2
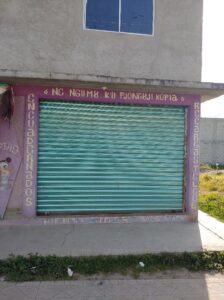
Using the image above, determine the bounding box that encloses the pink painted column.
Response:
[22,93,39,218]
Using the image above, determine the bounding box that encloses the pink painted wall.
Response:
[6,97,25,211]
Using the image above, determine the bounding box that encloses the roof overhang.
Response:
[0,71,224,102]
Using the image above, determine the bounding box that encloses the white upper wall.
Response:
[0,0,203,82]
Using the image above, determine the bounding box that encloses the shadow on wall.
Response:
[200,118,224,164]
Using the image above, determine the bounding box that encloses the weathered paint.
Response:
[10,85,200,220]
[23,93,39,218]
[0,213,191,226]
[15,86,198,105]
[189,101,200,219]
[0,119,22,218]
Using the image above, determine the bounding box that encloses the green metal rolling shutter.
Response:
[37,101,186,214]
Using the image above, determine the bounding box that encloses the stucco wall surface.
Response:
[0,0,202,82]
[200,118,224,164]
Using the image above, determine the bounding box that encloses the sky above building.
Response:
[201,0,224,118]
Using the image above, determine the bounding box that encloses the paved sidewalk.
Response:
[0,275,224,300]
[0,211,224,259]
[199,210,224,240]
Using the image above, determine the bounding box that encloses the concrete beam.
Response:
[1,71,224,101]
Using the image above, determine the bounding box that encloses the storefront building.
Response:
[1,0,224,224]
[0,83,206,224]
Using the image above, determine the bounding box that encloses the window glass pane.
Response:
[121,0,153,34]
[86,0,119,32]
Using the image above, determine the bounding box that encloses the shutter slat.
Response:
[37,101,185,214]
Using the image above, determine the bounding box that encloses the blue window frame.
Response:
[85,0,154,35]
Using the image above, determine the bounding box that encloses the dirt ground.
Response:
[71,269,224,281]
